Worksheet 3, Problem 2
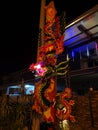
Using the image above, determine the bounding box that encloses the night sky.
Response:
[0,0,97,76]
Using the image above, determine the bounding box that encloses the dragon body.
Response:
[29,1,75,126]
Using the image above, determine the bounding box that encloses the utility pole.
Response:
[37,0,46,62]
[32,1,46,130]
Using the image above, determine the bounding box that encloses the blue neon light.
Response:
[72,51,75,58]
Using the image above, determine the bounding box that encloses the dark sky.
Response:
[0,0,97,76]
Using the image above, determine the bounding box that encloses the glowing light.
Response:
[71,51,74,58]
[66,53,69,61]
[37,67,47,76]
[71,51,75,61]
[24,84,35,94]
[86,46,89,57]
[34,64,41,69]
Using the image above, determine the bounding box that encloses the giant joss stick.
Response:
[29,1,75,130]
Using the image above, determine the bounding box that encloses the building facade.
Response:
[1,5,98,95]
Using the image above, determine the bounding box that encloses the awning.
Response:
[64,5,98,53]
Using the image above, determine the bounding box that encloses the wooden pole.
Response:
[37,0,46,62]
